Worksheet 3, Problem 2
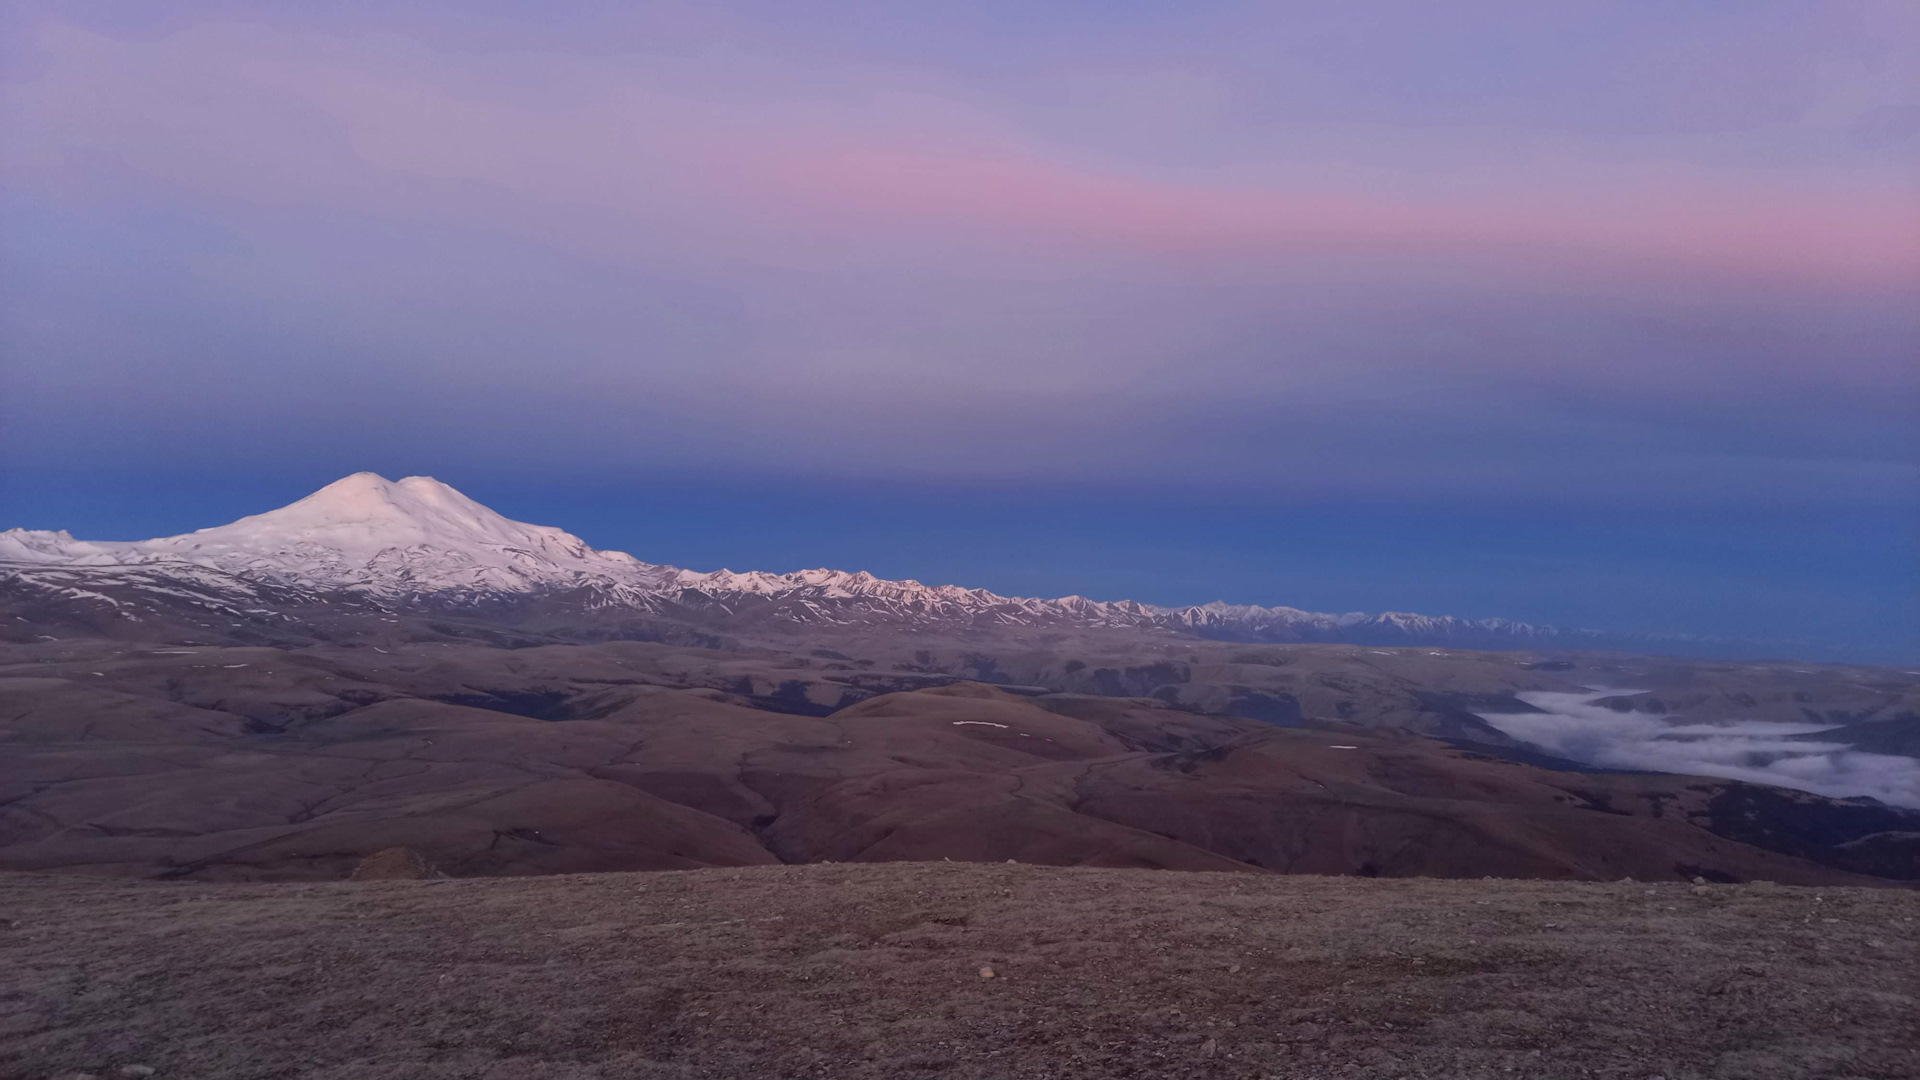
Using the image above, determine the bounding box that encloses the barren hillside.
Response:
[6,641,1917,884]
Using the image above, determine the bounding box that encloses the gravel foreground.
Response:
[1,864,1915,1080]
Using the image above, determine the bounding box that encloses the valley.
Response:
[2,631,1915,884]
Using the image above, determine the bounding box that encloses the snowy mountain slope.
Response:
[0,472,1615,648]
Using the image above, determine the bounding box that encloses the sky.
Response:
[1,2,1916,660]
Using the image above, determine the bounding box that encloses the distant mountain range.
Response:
[0,472,1730,654]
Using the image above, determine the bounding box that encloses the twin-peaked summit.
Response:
[0,472,1600,648]
[211,472,602,561]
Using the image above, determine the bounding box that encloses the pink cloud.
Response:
[6,17,1915,295]
[738,140,1919,289]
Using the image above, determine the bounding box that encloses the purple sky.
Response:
[1,2,1916,654]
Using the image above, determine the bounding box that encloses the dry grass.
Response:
[2,863,1915,1080]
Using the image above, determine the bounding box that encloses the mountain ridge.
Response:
[0,472,1708,653]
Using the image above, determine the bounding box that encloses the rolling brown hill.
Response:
[3,636,1914,885]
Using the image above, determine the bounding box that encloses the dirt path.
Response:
[2,864,1915,1079]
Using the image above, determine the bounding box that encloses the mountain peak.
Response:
[286,472,472,520]
[196,472,526,553]
[289,471,403,515]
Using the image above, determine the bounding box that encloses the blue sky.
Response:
[1,2,1915,659]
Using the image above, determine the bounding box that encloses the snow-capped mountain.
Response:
[0,472,1612,649]
[0,473,672,594]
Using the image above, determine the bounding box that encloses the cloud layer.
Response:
[3,6,1914,491]
[1479,691,1920,808]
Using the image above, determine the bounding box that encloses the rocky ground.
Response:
[2,862,1914,1080]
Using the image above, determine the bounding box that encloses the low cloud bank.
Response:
[1477,691,1920,809]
